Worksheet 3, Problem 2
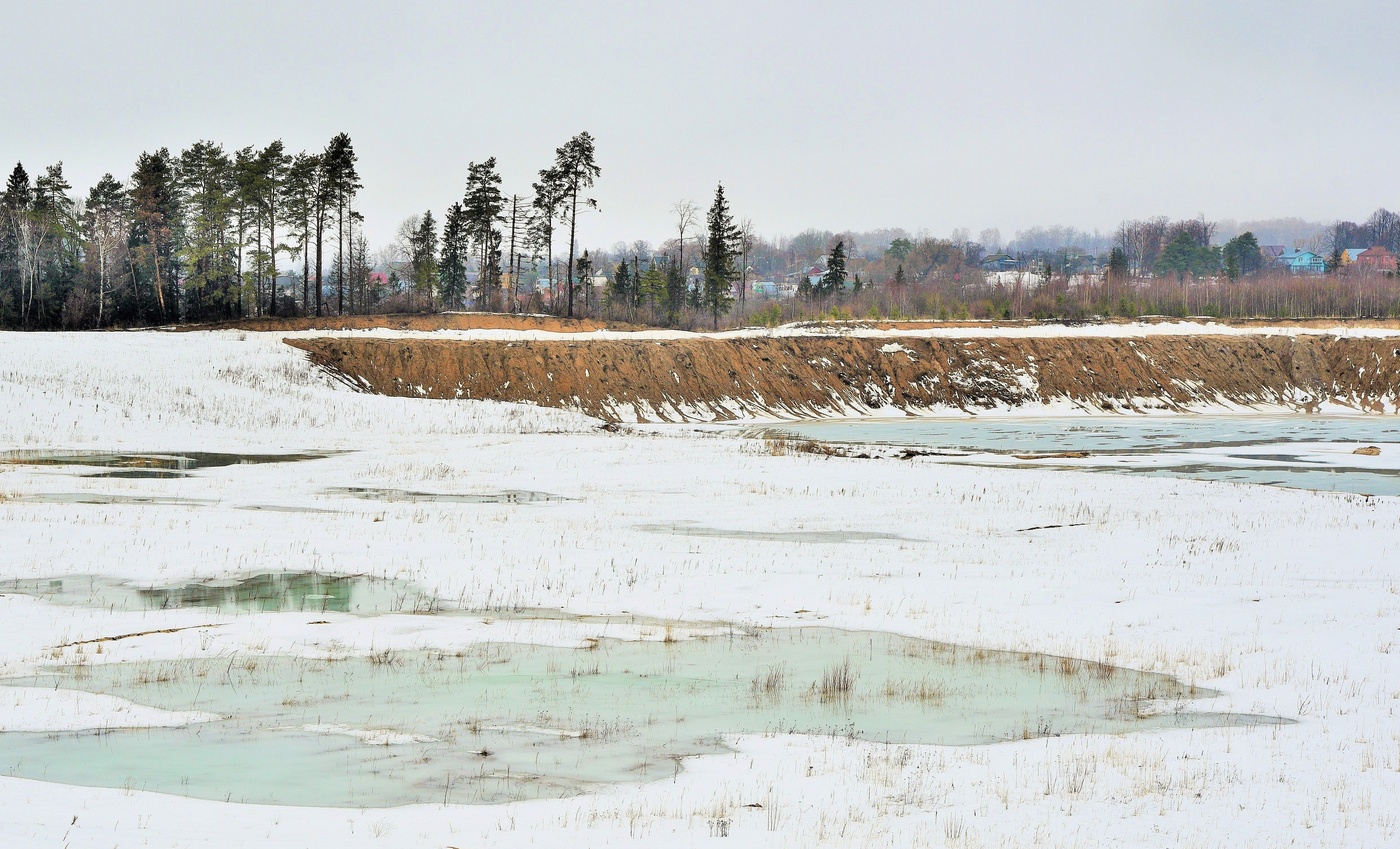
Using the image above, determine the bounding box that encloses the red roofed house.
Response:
[1355,246,1398,273]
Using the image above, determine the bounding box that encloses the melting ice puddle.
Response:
[0,450,338,474]
[638,522,916,544]
[6,493,215,506]
[323,486,572,504]
[0,572,706,629]
[0,450,343,500]
[0,628,1286,807]
[0,572,445,616]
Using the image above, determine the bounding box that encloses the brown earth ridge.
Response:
[287,334,1400,422]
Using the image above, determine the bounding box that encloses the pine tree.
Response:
[639,262,666,311]
[552,132,601,318]
[33,163,80,326]
[129,149,179,321]
[894,264,906,287]
[177,141,237,320]
[312,151,334,316]
[83,174,129,327]
[462,158,504,310]
[282,152,321,316]
[702,183,738,329]
[231,146,258,317]
[530,166,564,308]
[254,140,289,316]
[322,133,360,314]
[503,194,532,312]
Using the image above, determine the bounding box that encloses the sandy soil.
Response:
[288,333,1400,421]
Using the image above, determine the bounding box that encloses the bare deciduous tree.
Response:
[671,198,697,278]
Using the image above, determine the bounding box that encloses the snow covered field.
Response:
[1,329,1398,847]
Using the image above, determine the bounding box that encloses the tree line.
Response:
[0,130,610,329]
[1,134,368,328]
[3,129,1398,330]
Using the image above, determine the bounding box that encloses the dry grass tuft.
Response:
[817,659,856,702]
[751,664,786,698]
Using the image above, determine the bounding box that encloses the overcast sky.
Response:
[3,0,1396,250]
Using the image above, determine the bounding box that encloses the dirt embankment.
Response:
[287,334,1400,422]
[174,312,640,334]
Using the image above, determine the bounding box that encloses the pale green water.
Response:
[0,629,1284,807]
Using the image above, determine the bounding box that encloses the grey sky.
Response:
[3,0,1397,250]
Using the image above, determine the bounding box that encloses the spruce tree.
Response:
[819,240,847,297]
[797,273,814,300]
[663,258,686,324]
[2,164,40,326]
[609,259,631,308]
[627,257,643,308]
[576,250,594,314]
[409,211,438,307]
[702,183,738,329]
[438,202,469,309]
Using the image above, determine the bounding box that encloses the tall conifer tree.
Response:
[129,149,179,321]
[818,241,848,297]
[438,202,469,309]
[462,158,504,310]
[322,133,360,314]
[551,133,600,318]
[702,183,738,329]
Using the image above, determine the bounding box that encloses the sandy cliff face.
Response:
[287,334,1400,422]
